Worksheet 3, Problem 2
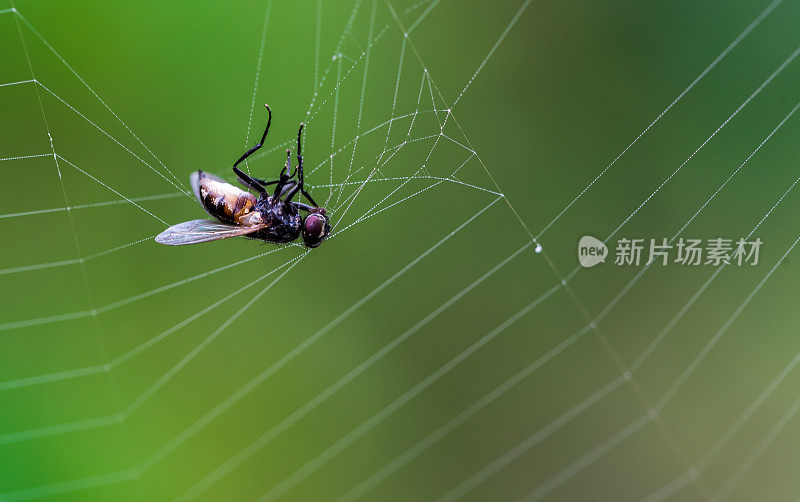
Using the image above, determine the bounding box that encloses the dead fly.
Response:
[156,105,331,248]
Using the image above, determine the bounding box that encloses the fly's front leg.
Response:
[232,104,272,170]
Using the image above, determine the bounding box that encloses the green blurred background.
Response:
[2,0,800,500]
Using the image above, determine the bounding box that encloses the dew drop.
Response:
[534,243,542,253]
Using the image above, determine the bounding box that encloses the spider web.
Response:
[2,0,800,501]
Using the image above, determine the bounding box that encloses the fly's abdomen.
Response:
[191,170,259,225]
[200,189,255,224]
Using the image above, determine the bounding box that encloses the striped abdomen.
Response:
[190,170,261,226]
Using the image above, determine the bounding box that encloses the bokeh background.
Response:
[2,0,800,500]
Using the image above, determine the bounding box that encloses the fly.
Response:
[155,105,331,248]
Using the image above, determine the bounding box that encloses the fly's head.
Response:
[302,209,331,248]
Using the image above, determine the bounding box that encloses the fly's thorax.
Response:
[259,198,302,228]
[247,198,303,243]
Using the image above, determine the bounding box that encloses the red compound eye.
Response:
[305,214,324,237]
[303,213,329,248]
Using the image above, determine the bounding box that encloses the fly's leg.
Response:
[273,149,296,199]
[233,166,267,193]
[285,123,319,207]
[231,104,272,192]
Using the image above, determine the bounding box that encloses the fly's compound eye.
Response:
[302,212,330,248]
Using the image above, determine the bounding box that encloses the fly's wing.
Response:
[155,219,266,246]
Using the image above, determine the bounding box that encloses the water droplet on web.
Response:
[534,243,542,253]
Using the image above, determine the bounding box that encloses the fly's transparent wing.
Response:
[155,219,265,246]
